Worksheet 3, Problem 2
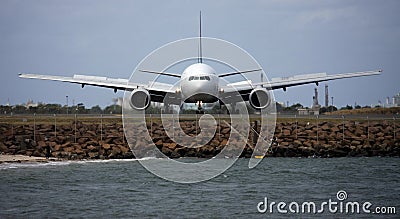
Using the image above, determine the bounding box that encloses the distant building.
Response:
[380,93,400,108]
[394,93,400,106]
[25,99,38,108]
[297,87,320,115]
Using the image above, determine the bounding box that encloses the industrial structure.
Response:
[394,93,400,106]
[379,92,400,108]
[298,87,321,116]
[325,84,329,107]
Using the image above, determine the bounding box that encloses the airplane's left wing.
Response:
[18,73,177,103]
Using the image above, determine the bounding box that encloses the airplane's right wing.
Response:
[262,70,382,91]
[220,70,382,105]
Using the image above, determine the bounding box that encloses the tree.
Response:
[0,105,12,114]
[320,105,337,114]
[145,105,162,114]
[73,103,88,114]
[283,103,304,112]
[90,105,103,114]
[104,105,122,114]
[12,105,28,114]
[340,105,353,110]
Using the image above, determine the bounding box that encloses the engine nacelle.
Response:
[249,88,271,109]
[129,88,151,110]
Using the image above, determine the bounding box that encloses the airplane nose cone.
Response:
[192,81,205,92]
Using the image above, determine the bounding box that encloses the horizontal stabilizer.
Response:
[139,70,182,78]
[218,69,262,78]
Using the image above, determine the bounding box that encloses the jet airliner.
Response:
[19,15,381,113]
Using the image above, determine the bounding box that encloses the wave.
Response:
[0,160,72,170]
[0,157,166,170]
[74,157,164,164]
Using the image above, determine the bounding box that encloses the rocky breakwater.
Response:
[0,119,399,159]
[272,120,399,157]
[0,121,132,160]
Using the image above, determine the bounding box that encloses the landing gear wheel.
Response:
[196,109,205,114]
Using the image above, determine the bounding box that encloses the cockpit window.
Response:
[189,76,210,81]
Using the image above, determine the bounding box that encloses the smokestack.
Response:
[386,97,389,105]
[313,87,319,106]
[325,84,329,107]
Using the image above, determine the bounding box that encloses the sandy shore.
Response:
[0,154,52,163]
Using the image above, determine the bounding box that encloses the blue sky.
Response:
[1,0,399,108]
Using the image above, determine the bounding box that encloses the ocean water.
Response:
[0,157,399,218]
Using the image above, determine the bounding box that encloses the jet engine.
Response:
[249,88,271,109]
[129,88,151,110]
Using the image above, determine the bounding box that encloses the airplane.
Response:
[19,13,382,114]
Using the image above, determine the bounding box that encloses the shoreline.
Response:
[0,154,61,164]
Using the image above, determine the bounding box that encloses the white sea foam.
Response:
[0,161,72,170]
[0,157,164,170]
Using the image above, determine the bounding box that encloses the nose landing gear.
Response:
[196,101,205,114]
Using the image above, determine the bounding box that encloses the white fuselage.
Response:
[180,63,219,103]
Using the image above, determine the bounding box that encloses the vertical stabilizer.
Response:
[198,11,203,63]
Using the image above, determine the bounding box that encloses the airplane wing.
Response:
[261,70,382,90]
[18,73,177,103]
[221,70,382,101]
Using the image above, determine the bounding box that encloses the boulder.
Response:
[87,145,98,152]
[120,146,130,154]
[282,129,291,136]
[0,142,8,152]
[111,146,122,155]
[37,141,46,148]
[63,147,74,152]
[102,143,111,150]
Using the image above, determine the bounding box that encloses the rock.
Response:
[111,146,121,155]
[153,139,162,146]
[220,139,228,146]
[120,146,130,154]
[321,125,330,131]
[62,142,71,148]
[86,131,96,136]
[102,143,111,150]
[174,147,187,156]
[122,151,134,159]
[77,137,88,144]
[163,143,177,150]
[161,147,173,156]
[331,126,340,132]
[87,145,98,152]
[351,140,361,146]
[54,144,62,151]
[63,147,74,152]
[88,152,98,159]
[75,148,84,155]
[221,127,230,134]
[33,150,42,157]
[282,129,291,136]
[0,142,8,152]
